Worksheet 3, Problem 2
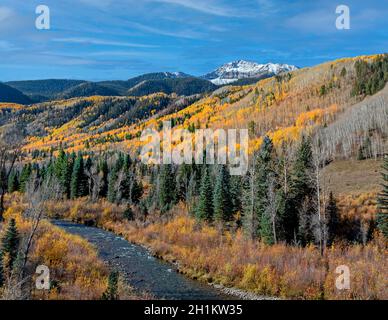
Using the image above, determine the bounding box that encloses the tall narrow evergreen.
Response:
[377,157,388,238]
[289,136,314,245]
[19,163,32,193]
[256,136,276,244]
[8,170,19,193]
[213,165,233,222]
[54,149,72,197]
[158,164,175,212]
[70,153,87,199]
[1,218,19,272]
[196,166,214,221]
[326,192,340,245]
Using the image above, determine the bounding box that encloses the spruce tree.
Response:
[289,136,314,245]
[196,166,213,221]
[19,163,32,193]
[377,157,388,238]
[158,164,175,212]
[1,218,19,272]
[130,178,143,205]
[54,149,72,197]
[102,271,119,300]
[7,171,19,193]
[326,192,340,245]
[70,153,87,199]
[213,165,233,222]
[123,205,134,221]
[256,136,275,244]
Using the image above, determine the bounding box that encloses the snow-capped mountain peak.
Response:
[202,60,298,85]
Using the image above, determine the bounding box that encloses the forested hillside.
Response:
[5,73,215,103]
[0,83,32,105]
[0,54,387,300]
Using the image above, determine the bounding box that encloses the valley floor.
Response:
[45,198,387,300]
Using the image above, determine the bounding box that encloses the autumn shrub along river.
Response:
[42,198,387,300]
[0,197,145,300]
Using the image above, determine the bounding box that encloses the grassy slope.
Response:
[323,159,383,195]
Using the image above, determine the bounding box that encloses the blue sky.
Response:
[0,0,387,81]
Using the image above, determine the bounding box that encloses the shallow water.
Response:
[52,220,231,300]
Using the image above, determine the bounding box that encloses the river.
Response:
[52,220,231,300]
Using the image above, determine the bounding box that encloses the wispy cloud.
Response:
[129,22,204,39]
[52,37,158,48]
[151,0,246,17]
[0,6,12,22]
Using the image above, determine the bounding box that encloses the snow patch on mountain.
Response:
[202,60,298,85]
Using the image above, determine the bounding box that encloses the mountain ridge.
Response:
[202,60,298,85]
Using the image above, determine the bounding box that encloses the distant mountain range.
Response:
[1,60,297,104]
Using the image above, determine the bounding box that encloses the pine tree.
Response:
[102,271,119,300]
[123,205,134,221]
[230,175,242,214]
[1,218,19,272]
[289,136,314,245]
[158,164,175,212]
[7,170,19,193]
[326,192,340,245]
[377,156,388,238]
[256,136,275,244]
[54,149,72,197]
[70,153,87,199]
[107,154,125,203]
[213,165,233,222]
[130,178,143,205]
[19,163,32,193]
[196,166,213,221]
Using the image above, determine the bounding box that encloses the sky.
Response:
[0,0,387,81]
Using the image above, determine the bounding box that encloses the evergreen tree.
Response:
[196,166,213,221]
[130,178,143,205]
[7,170,19,193]
[377,157,388,238]
[326,192,340,245]
[289,136,314,245]
[107,154,126,203]
[123,205,134,221]
[19,163,32,193]
[230,175,242,214]
[54,149,72,197]
[256,136,275,243]
[213,165,233,222]
[70,153,87,199]
[1,218,19,272]
[101,271,119,300]
[158,164,175,212]
[123,154,132,171]
[176,164,192,202]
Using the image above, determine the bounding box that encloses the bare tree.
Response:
[311,136,328,255]
[265,175,280,244]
